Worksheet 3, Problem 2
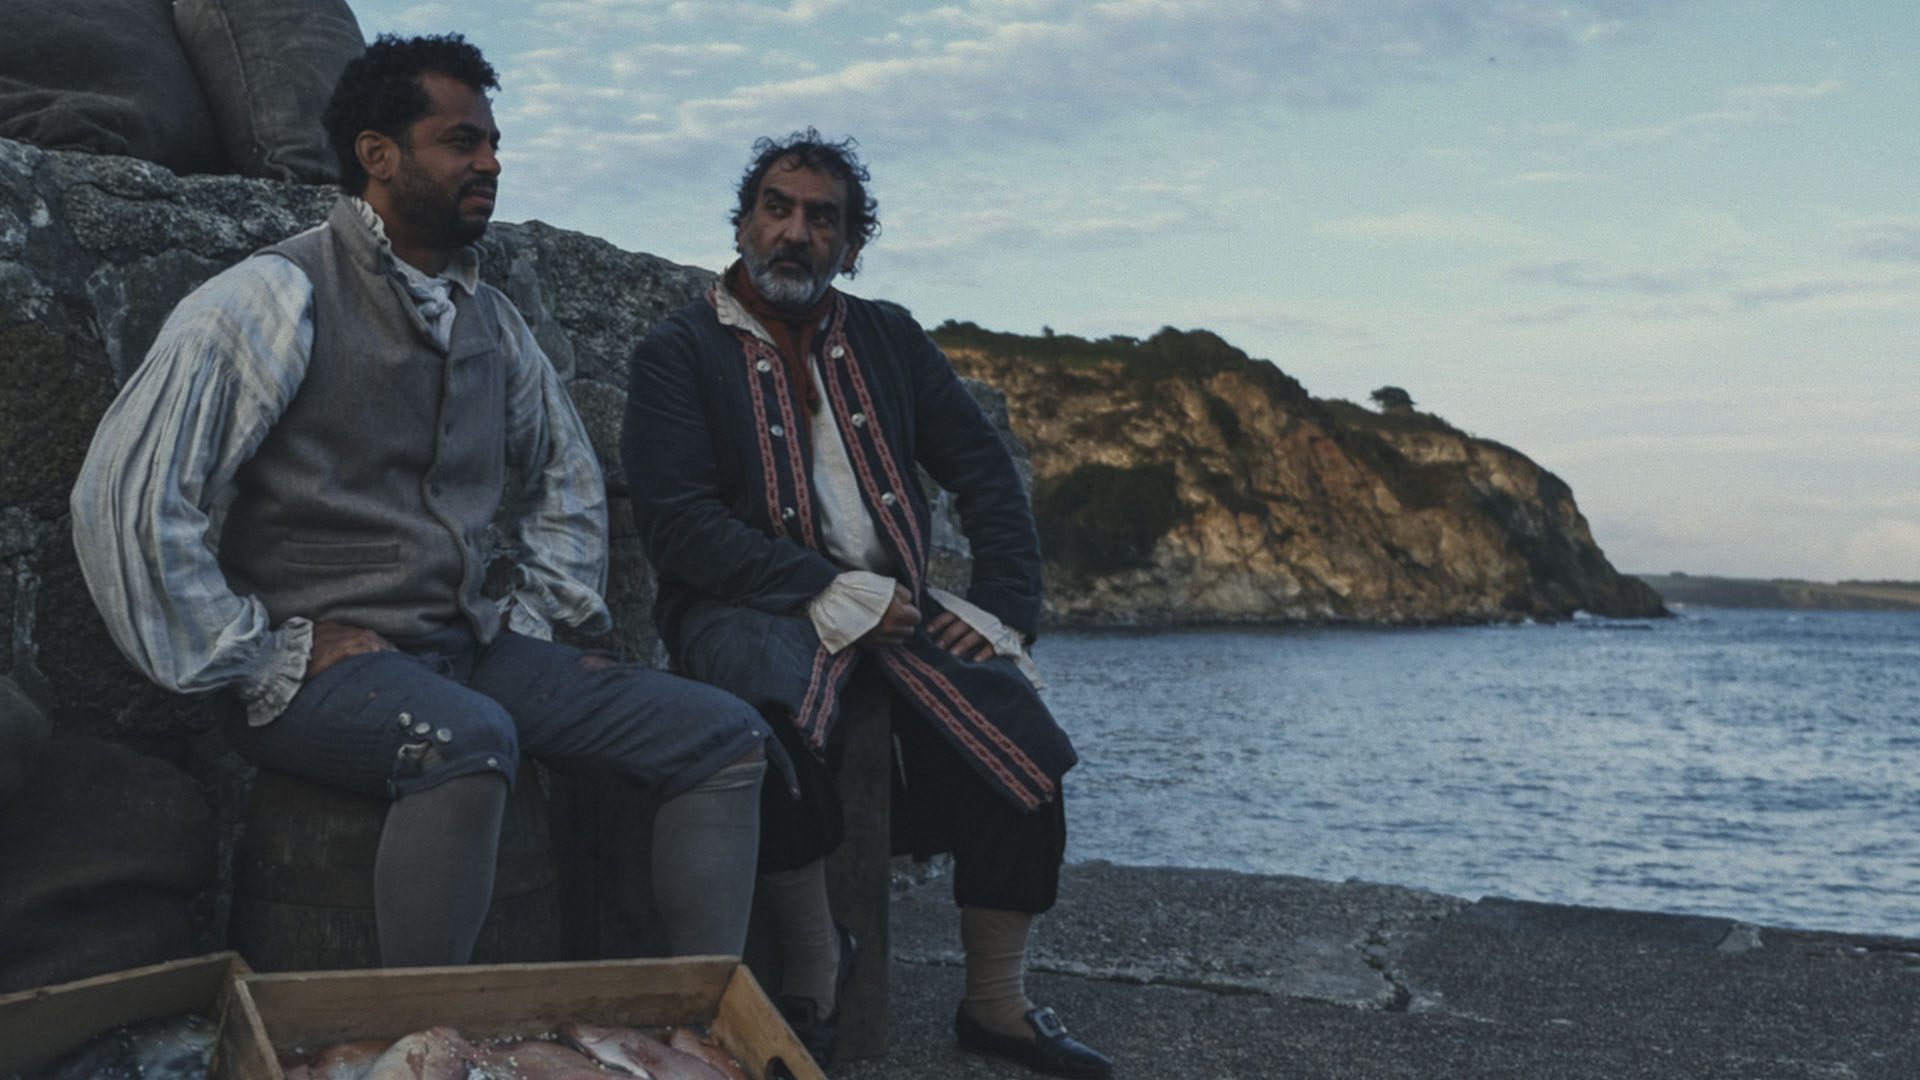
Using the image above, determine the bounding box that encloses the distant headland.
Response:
[1634,573,1920,612]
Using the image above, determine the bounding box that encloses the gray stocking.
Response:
[374,773,508,966]
[650,759,766,956]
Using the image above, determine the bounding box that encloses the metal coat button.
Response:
[850,412,866,427]
[829,345,846,359]
[756,359,772,373]
[880,492,897,506]
[770,424,785,438]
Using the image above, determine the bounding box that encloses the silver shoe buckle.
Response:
[1031,1008,1067,1038]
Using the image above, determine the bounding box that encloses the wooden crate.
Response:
[216,956,826,1080]
[0,951,251,1077]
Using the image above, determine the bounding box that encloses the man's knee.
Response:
[390,702,519,795]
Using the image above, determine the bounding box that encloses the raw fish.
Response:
[29,1013,215,1080]
[477,1039,623,1080]
[560,1023,728,1080]
[361,1027,484,1080]
[305,1039,394,1080]
[665,1029,747,1080]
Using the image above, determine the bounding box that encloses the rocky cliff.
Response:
[934,322,1664,626]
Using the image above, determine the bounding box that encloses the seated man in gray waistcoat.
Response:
[69,33,772,967]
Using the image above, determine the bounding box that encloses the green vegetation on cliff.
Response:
[1033,462,1191,580]
[933,321,1311,405]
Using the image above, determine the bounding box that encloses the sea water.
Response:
[1038,608,1920,938]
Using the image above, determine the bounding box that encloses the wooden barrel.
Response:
[229,768,560,971]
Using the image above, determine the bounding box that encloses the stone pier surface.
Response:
[836,861,1919,1079]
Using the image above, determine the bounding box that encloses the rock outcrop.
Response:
[934,323,1664,625]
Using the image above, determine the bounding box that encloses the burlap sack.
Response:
[0,737,215,992]
[0,0,226,175]
[174,0,365,184]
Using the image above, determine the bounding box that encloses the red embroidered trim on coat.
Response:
[830,320,929,567]
[794,645,857,749]
[893,646,1055,800]
[879,650,1045,811]
[816,328,924,595]
[740,334,791,541]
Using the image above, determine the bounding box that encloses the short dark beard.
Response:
[391,149,492,251]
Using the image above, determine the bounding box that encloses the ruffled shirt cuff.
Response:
[808,570,897,653]
[504,594,556,640]
[238,617,314,726]
[927,587,1046,690]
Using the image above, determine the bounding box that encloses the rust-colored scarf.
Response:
[725,260,836,414]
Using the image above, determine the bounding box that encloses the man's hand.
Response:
[305,621,397,680]
[856,584,920,649]
[927,611,997,662]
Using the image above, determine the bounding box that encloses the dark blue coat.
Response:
[622,286,1075,812]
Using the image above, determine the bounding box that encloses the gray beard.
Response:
[737,237,839,310]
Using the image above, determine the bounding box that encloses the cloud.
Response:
[364,2,457,34]
[666,0,857,23]
[1767,493,1920,516]
[1730,275,1904,310]
[1597,78,1843,145]
[1490,301,1593,326]
[1321,210,1539,245]
[1850,219,1920,264]
[497,1,1684,160]
[1503,258,1715,296]
[1502,170,1590,186]
[1842,520,1920,580]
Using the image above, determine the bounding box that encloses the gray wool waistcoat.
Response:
[218,199,507,642]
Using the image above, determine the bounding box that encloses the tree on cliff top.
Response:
[1371,385,1415,412]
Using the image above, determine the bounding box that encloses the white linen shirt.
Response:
[70,199,611,725]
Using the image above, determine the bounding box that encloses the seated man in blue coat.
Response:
[622,131,1111,1079]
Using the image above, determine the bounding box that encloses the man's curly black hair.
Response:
[732,129,880,276]
[323,33,499,195]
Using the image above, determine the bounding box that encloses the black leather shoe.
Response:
[777,994,836,1065]
[955,1005,1113,1079]
[778,924,858,1066]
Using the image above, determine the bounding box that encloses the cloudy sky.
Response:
[347,0,1918,583]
